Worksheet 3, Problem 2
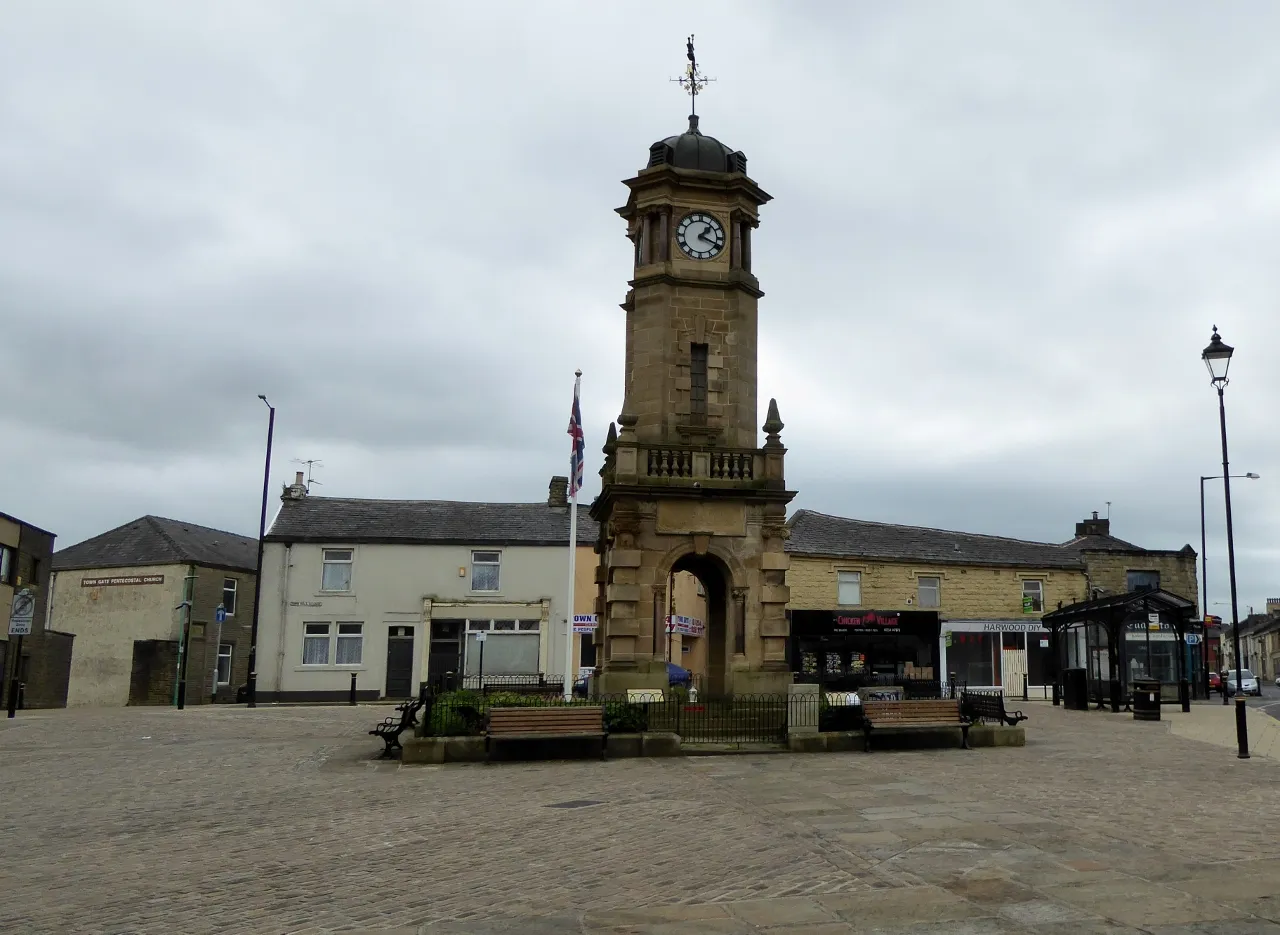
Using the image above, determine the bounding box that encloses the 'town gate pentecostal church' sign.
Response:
[80,575,165,588]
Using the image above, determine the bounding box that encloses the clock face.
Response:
[676,212,726,260]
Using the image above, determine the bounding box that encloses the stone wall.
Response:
[787,555,1088,618]
[1080,550,1198,605]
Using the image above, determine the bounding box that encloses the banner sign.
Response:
[572,614,598,633]
[665,614,705,637]
[81,575,164,588]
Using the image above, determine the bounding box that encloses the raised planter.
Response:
[401,735,486,764]
[968,724,1026,747]
[787,731,866,753]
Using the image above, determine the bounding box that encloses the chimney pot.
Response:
[295,471,305,486]
[1092,511,1099,520]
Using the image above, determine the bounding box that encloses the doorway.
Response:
[427,619,464,690]
[385,626,415,698]
[1001,633,1027,698]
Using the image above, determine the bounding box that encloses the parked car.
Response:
[1225,669,1261,697]
[1208,672,1222,693]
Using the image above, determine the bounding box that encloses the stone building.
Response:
[49,516,258,705]
[785,510,1200,693]
[589,110,794,696]
[1,510,72,708]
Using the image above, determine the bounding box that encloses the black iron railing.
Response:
[418,690,790,743]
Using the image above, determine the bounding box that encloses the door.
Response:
[1002,633,1027,698]
[385,626,415,699]
[427,619,464,691]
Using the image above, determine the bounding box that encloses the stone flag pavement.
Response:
[0,702,1277,934]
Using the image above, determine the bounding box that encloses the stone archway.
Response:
[670,552,732,697]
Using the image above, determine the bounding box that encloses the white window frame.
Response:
[321,549,354,593]
[335,622,364,666]
[222,578,237,616]
[216,643,233,685]
[302,622,331,665]
[1022,579,1044,613]
[0,545,12,585]
[470,550,501,592]
[917,575,941,609]
[836,570,862,606]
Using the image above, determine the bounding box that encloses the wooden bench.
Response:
[485,706,606,762]
[369,698,425,759]
[862,699,970,752]
[961,692,1027,727]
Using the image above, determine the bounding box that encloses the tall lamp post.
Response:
[246,394,275,709]
[1199,471,1258,698]
[1202,326,1248,759]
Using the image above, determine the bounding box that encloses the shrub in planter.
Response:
[603,701,649,733]
[427,690,486,736]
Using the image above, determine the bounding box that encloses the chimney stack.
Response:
[281,471,309,501]
[547,475,569,508]
[1075,512,1110,538]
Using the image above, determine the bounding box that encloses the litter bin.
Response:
[1063,668,1089,711]
[1133,678,1161,721]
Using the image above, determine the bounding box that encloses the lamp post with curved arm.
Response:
[1202,327,1248,759]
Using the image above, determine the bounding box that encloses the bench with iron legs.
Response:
[862,699,970,752]
[369,698,425,759]
[961,691,1027,727]
[485,706,606,762]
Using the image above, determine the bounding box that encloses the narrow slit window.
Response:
[690,343,708,423]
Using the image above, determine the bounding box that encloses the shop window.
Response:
[1127,570,1160,593]
[917,576,940,608]
[836,571,861,606]
[949,631,995,686]
[464,619,539,675]
[1022,579,1043,613]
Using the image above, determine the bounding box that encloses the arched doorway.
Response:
[671,553,731,697]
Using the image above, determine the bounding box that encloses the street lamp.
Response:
[1199,471,1258,698]
[246,394,275,709]
[1202,326,1248,758]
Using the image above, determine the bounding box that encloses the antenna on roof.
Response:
[291,458,324,493]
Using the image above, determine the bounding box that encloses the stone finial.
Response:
[762,398,784,449]
[602,421,617,455]
[617,411,639,443]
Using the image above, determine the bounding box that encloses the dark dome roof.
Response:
[648,115,747,174]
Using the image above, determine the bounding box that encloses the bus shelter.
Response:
[1040,588,1202,712]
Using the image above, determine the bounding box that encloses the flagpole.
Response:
[564,370,582,701]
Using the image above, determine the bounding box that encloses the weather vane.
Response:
[672,34,715,117]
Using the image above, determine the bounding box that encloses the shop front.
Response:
[941,620,1054,696]
[788,609,940,691]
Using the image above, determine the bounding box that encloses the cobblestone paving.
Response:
[1,702,1278,934]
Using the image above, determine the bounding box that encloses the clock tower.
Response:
[590,41,795,696]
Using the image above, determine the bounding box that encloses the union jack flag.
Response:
[567,377,585,497]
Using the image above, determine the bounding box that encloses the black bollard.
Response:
[1023,673,1028,702]
[349,671,357,706]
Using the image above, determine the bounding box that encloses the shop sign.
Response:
[572,613,598,633]
[1127,620,1175,633]
[834,611,901,632]
[1039,639,1050,648]
[665,614,704,637]
[945,621,1048,634]
[81,575,164,588]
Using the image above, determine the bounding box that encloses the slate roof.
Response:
[786,510,1084,569]
[52,516,259,573]
[265,496,599,546]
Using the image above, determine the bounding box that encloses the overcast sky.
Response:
[2,2,1277,615]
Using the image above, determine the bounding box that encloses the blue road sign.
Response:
[215,605,226,623]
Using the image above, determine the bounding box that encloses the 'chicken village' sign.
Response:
[834,611,902,632]
[81,575,164,588]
